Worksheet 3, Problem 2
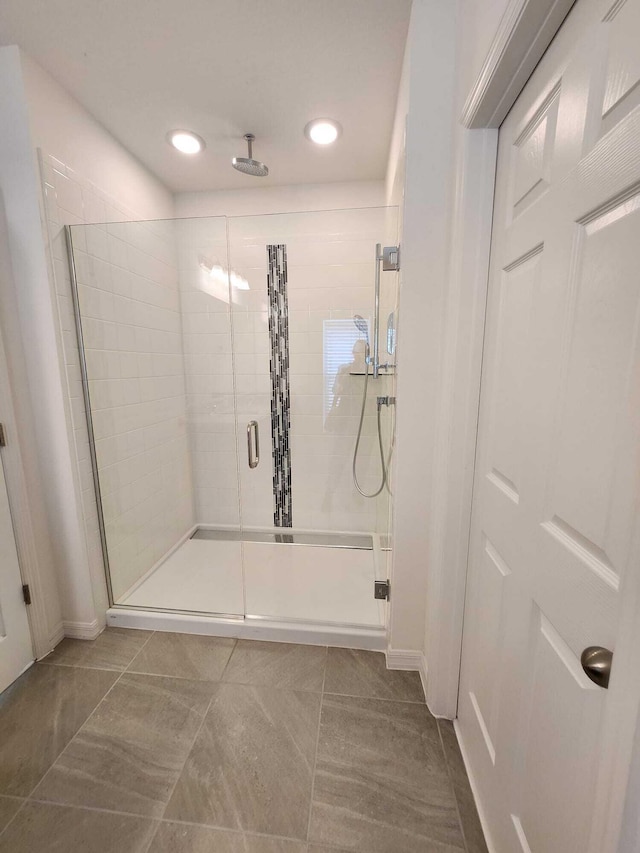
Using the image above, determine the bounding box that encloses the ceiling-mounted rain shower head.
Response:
[232,134,269,177]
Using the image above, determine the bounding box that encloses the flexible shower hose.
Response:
[352,345,395,498]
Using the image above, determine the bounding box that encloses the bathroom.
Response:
[1,0,640,851]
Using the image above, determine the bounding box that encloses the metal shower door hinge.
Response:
[374,580,390,601]
[382,246,400,271]
[0,423,6,446]
[22,584,31,606]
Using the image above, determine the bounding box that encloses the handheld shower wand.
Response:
[351,314,393,498]
[351,243,400,499]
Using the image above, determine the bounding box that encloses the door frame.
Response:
[426,0,577,717]
[427,0,640,850]
[0,199,55,661]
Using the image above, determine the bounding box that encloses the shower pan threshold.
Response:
[106,608,386,651]
[108,525,387,651]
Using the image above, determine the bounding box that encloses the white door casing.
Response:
[0,440,33,693]
[457,0,640,851]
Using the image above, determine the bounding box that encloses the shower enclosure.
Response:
[66,206,399,647]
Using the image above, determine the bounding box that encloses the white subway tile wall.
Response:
[175,217,240,527]
[227,207,399,535]
[42,157,399,608]
[41,155,194,602]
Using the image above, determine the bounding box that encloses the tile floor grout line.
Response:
[22,665,129,802]
[37,660,136,675]
[0,797,29,843]
[149,812,319,846]
[122,670,325,690]
[21,796,325,850]
[139,820,160,853]
[436,718,471,853]
[322,689,426,704]
[212,636,239,683]
[21,631,157,802]
[2,637,468,851]
[122,629,158,675]
[142,665,334,850]
[24,682,222,852]
[305,645,328,844]
[26,796,160,823]
[39,628,157,673]
[65,633,238,684]
[308,654,466,852]
[304,839,458,853]
[153,678,222,833]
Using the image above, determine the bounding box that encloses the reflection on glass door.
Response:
[68,215,244,617]
[68,206,398,632]
[227,207,399,626]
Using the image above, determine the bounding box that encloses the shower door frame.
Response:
[65,225,114,605]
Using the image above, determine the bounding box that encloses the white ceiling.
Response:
[0,0,412,192]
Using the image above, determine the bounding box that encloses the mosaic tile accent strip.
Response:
[267,244,293,527]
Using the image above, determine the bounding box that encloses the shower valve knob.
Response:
[377,396,396,408]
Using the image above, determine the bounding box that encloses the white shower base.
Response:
[108,530,387,650]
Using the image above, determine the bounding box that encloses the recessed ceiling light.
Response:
[167,130,205,154]
[304,119,342,145]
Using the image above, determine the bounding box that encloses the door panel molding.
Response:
[454,2,640,851]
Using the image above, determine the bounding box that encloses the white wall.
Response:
[176,181,385,218]
[420,0,513,716]
[0,46,98,642]
[386,38,409,206]
[177,183,397,536]
[0,46,64,652]
[384,0,514,700]
[21,54,173,222]
[0,46,176,639]
[386,0,458,657]
[458,0,514,99]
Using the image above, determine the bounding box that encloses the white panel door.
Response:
[0,446,33,693]
[458,0,640,851]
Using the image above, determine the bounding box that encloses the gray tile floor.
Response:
[0,629,487,853]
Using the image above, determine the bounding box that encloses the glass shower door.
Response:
[227,215,275,532]
[227,206,399,627]
[67,214,244,617]
[68,206,398,628]
[172,215,244,616]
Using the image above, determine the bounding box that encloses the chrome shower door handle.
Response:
[247,420,260,469]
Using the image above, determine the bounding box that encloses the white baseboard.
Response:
[386,648,428,700]
[62,619,102,641]
[454,719,498,853]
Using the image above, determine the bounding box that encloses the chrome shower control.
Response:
[382,246,400,271]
